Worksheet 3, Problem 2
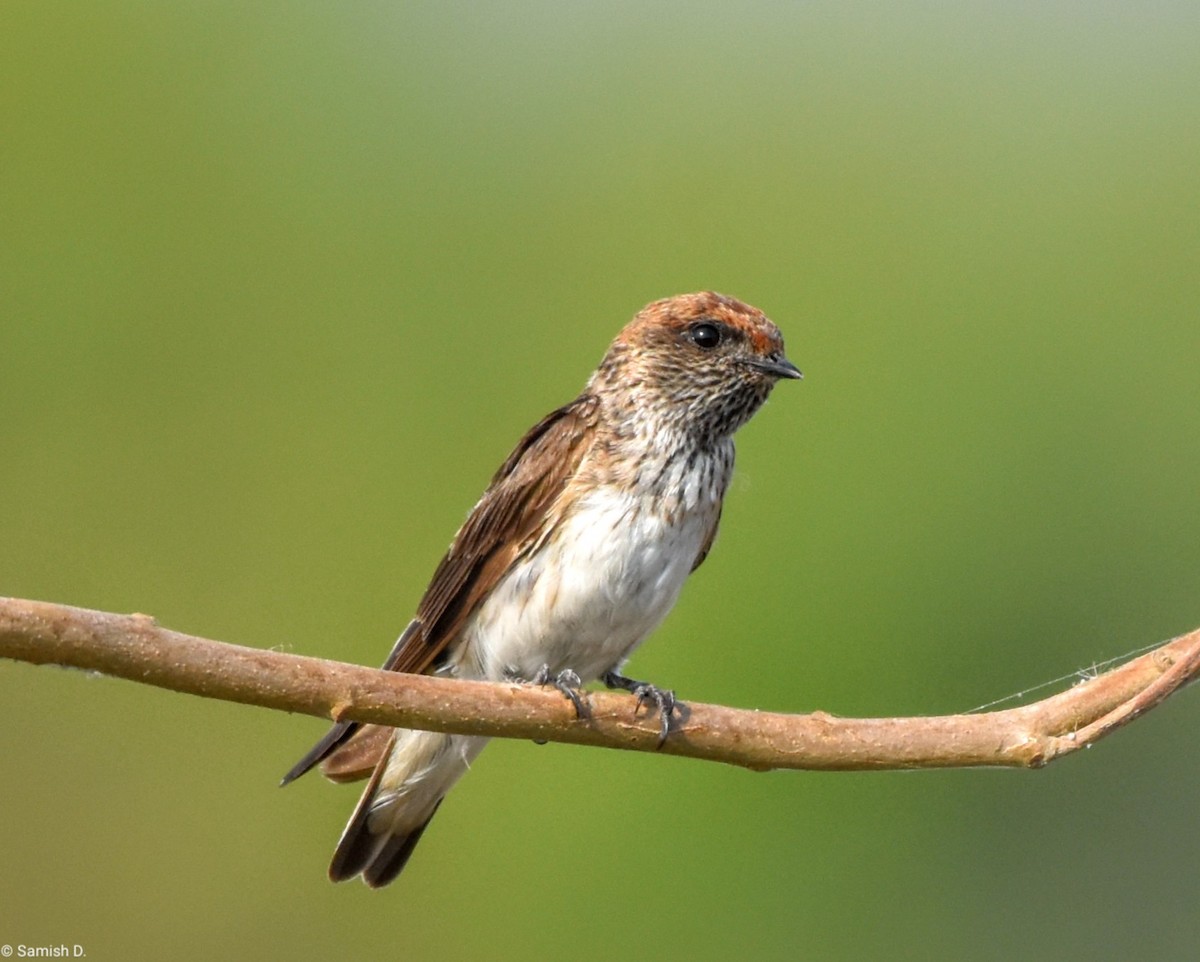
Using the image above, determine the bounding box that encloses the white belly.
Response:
[459,483,720,683]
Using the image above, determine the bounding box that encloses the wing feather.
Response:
[283,393,600,783]
[402,392,600,673]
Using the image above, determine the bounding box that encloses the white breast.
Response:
[460,456,728,683]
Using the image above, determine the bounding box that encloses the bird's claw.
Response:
[602,671,679,746]
[530,664,588,719]
[634,684,677,746]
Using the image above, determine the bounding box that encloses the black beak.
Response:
[747,353,803,380]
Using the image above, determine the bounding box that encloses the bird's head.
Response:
[593,292,801,440]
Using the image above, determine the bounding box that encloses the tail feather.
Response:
[360,802,441,888]
[327,736,394,883]
[325,728,487,886]
[326,757,442,887]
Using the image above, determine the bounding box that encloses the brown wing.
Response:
[403,394,599,672]
[281,393,601,784]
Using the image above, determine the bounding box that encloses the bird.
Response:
[281,291,801,887]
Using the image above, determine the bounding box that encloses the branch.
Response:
[1,596,1197,772]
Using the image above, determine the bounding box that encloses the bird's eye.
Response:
[689,322,723,350]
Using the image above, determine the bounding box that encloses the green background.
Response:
[3,3,1198,959]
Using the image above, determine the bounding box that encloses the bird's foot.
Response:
[602,671,679,746]
[529,664,588,719]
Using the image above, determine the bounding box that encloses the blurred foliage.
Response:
[2,2,1199,959]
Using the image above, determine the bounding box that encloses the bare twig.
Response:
[1,596,1197,772]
